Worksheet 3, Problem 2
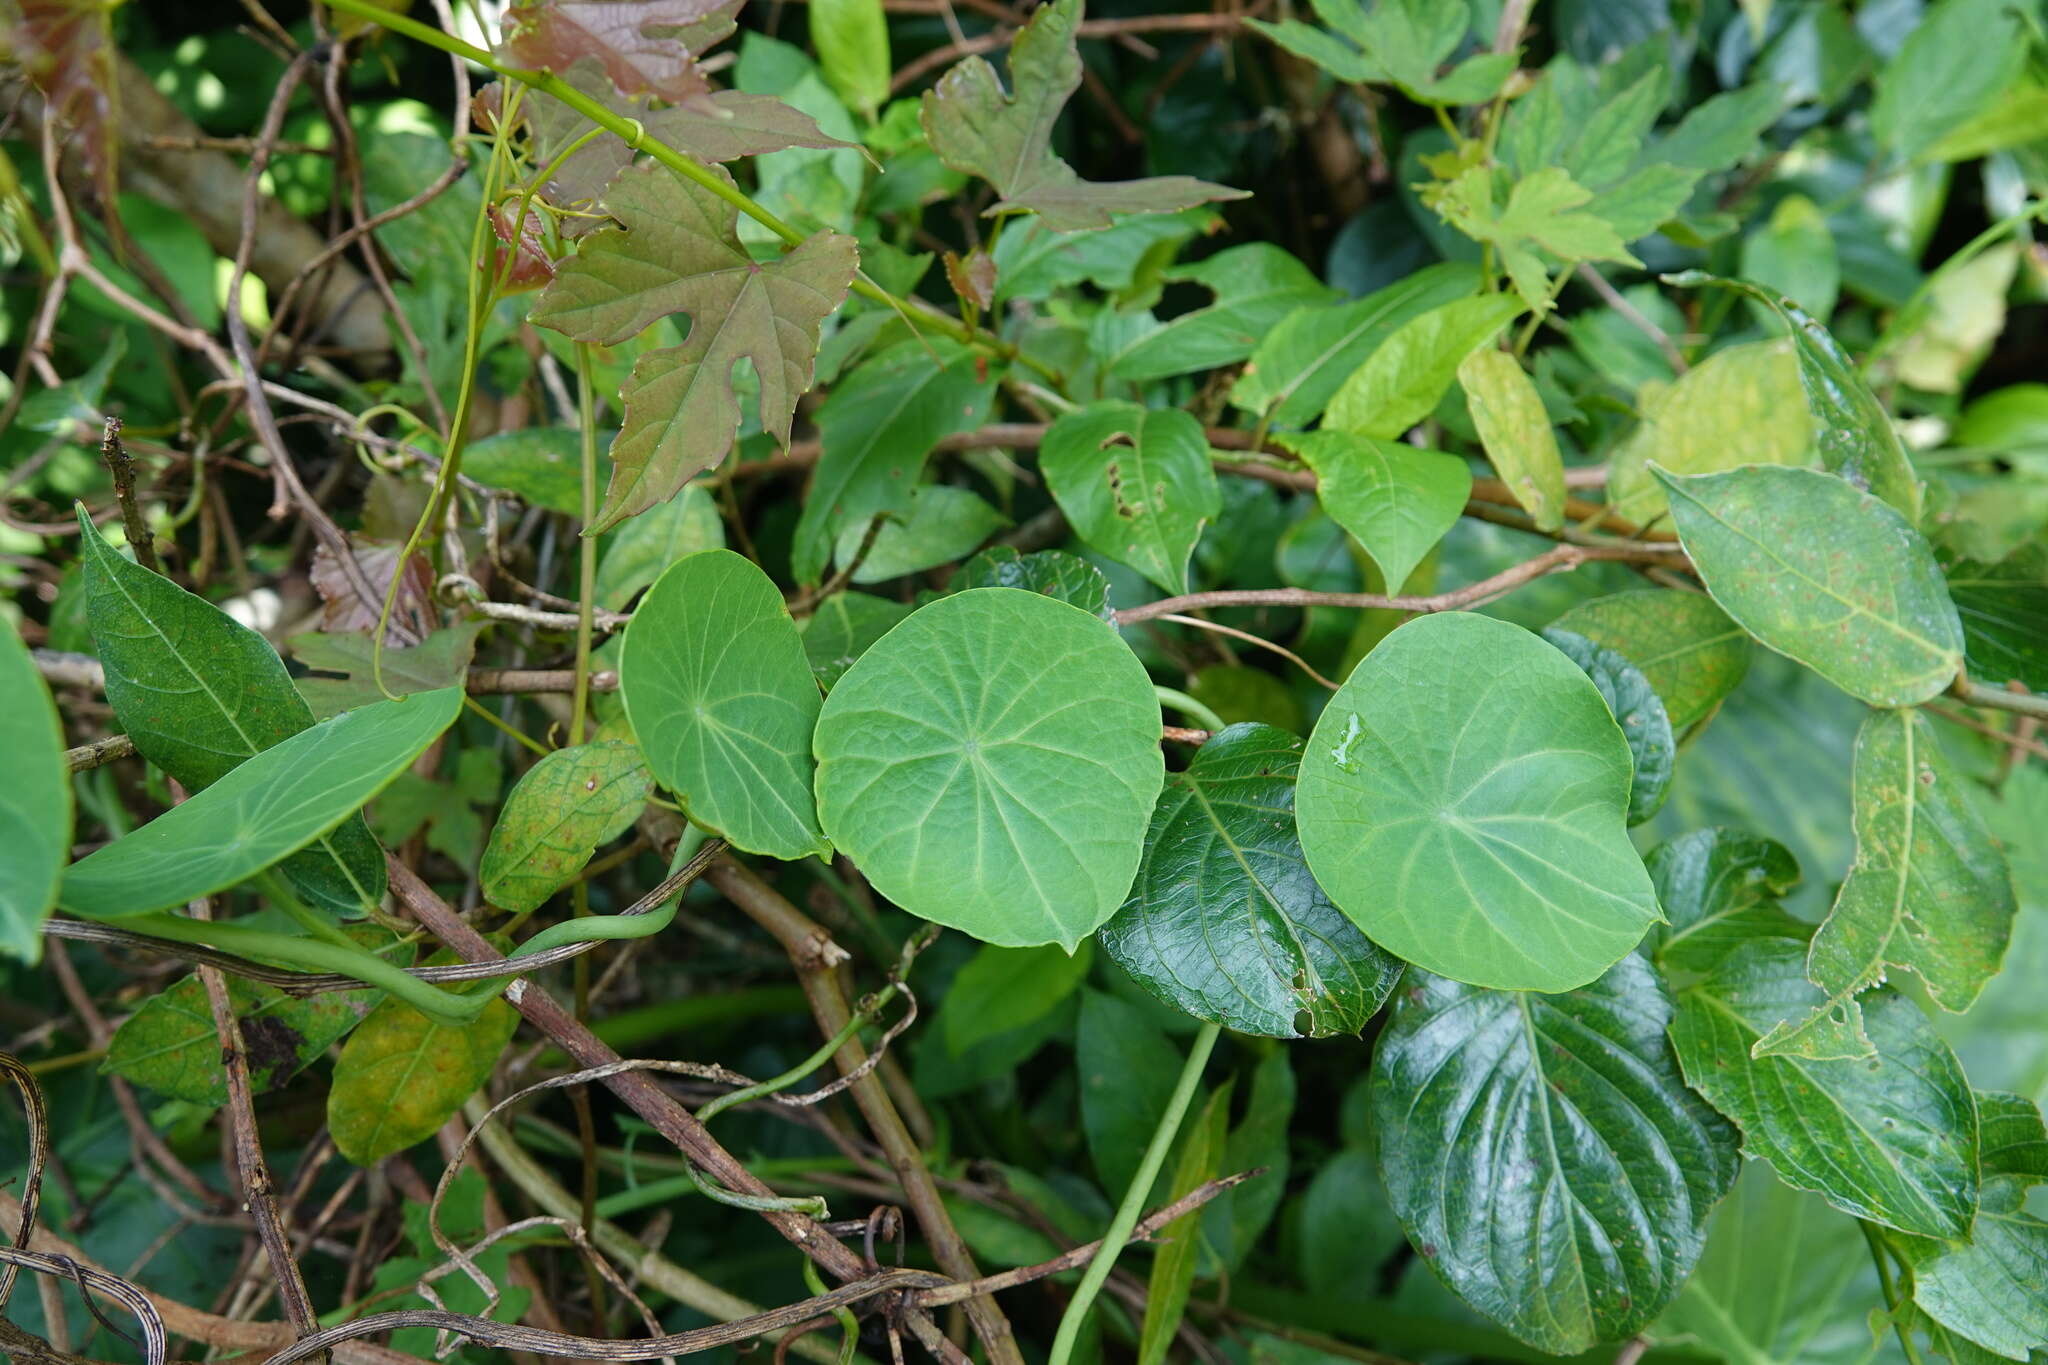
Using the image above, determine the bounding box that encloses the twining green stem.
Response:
[323,0,1050,380]
[1155,685,1228,734]
[1047,1020,1221,1365]
[1860,1221,1929,1365]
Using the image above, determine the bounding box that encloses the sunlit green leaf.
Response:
[0,623,68,962]
[1280,431,1468,595]
[1325,295,1523,440]
[1607,339,1811,526]
[1042,402,1221,595]
[1459,347,1565,531]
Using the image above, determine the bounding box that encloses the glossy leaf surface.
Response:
[956,547,1112,619]
[1645,828,1806,974]
[1542,628,1675,825]
[329,987,519,1164]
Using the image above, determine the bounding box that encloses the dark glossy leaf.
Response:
[956,547,1112,620]
[1550,589,1752,731]
[1645,828,1806,974]
[1099,724,1399,1039]
[1942,544,2048,693]
[1543,628,1675,825]
[1892,1177,2048,1362]
[479,741,650,913]
[0,623,68,961]
[799,591,914,690]
[79,512,387,916]
[619,550,828,860]
[1668,935,1979,1238]
[1656,465,1963,707]
[1977,1091,2048,1185]
[103,974,363,1107]
[1297,613,1660,993]
[1372,955,1739,1354]
[1042,402,1221,595]
[61,689,465,920]
[814,589,1163,949]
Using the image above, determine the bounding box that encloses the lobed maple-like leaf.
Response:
[529,162,857,531]
[920,0,1245,233]
[498,0,742,104]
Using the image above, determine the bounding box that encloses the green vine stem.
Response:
[1046,1019,1222,1365]
[1155,685,1228,734]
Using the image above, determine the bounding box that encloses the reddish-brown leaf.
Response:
[14,0,120,201]
[497,0,743,103]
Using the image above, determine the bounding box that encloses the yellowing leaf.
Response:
[329,988,519,1165]
[530,163,858,531]
[1608,339,1812,525]
[1459,348,1565,531]
[919,0,1244,231]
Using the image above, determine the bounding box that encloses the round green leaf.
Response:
[1371,955,1739,1354]
[1654,464,1964,707]
[1098,723,1398,1037]
[60,688,463,920]
[620,549,830,860]
[813,587,1163,949]
[1295,612,1661,992]
[1543,627,1676,826]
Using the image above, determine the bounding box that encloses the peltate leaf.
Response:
[619,550,829,860]
[61,689,464,920]
[1542,628,1675,826]
[1549,590,1752,731]
[480,741,651,912]
[1325,294,1524,440]
[1459,348,1566,532]
[1097,723,1400,1039]
[1041,402,1221,595]
[329,986,520,1164]
[0,624,70,962]
[103,973,364,1107]
[1655,465,1963,708]
[1668,934,1980,1238]
[813,588,1163,949]
[529,162,858,531]
[1279,431,1469,595]
[1371,955,1739,1355]
[1295,612,1661,992]
[918,0,1245,231]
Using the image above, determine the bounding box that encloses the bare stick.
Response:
[97,419,158,573]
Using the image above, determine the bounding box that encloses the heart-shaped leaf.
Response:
[1371,954,1739,1354]
[814,588,1163,949]
[61,688,464,920]
[1098,723,1399,1038]
[1550,589,1752,731]
[1042,401,1221,595]
[1668,934,1979,1238]
[1655,464,1963,707]
[0,623,70,962]
[619,550,829,860]
[1280,431,1469,594]
[1296,612,1661,992]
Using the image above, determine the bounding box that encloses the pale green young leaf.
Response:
[61,689,464,920]
[1278,431,1468,594]
[808,0,889,117]
[594,484,723,610]
[103,973,363,1107]
[479,741,651,913]
[1668,934,1979,1238]
[1607,338,1811,525]
[79,511,387,915]
[1324,294,1524,440]
[1549,589,1753,731]
[619,550,828,860]
[1458,348,1565,531]
[1542,628,1675,826]
[1041,402,1221,595]
[1372,956,1739,1355]
[1888,243,2020,397]
[528,163,858,531]
[1295,613,1661,992]
[1645,829,1806,974]
[834,485,1009,583]
[813,589,1163,949]
[1871,0,2028,163]
[919,0,1244,231]
[1232,263,1480,426]
[1249,0,1513,105]
[329,988,519,1165]
[1106,245,1337,383]
[1756,709,2015,1057]
[1655,465,1964,707]
[790,338,998,585]
[1097,724,1399,1039]
[0,623,70,961]
[1430,167,1637,313]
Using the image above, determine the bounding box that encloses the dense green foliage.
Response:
[3,1,2048,1364]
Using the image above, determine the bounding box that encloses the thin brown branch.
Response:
[888,12,1255,92]
[97,419,158,574]
[64,734,136,773]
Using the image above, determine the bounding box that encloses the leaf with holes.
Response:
[1550,590,1752,731]
[480,741,651,913]
[814,588,1163,949]
[919,0,1245,231]
[1668,934,1979,1238]
[78,512,389,916]
[61,689,464,920]
[1371,955,1739,1354]
[620,550,828,860]
[1042,402,1221,595]
[1280,431,1469,595]
[0,623,69,962]
[1296,613,1660,992]
[1655,465,1963,707]
[1098,723,1400,1038]
[529,163,857,532]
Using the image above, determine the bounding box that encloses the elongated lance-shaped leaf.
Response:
[620,550,829,860]
[61,689,465,920]
[1097,723,1399,1038]
[1654,465,1963,707]
[919,0,1245,231]
[1041,402,1220,595]
[480,741,651,912]
[0,623,69,962]
[1371,955,1739,1355]
[1460,347,1566,531]
[529,162,858,531]
[1756,708,2016,1058]
[77,510,387,916]
[1663,270,1923,522]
